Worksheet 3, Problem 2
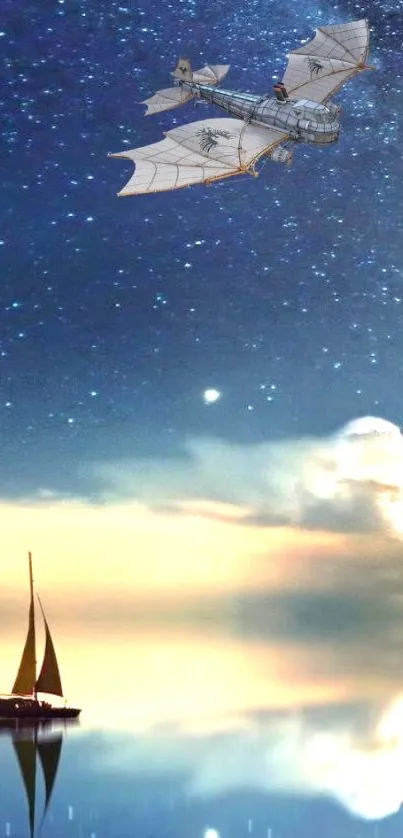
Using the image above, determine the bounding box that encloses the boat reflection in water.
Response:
[0,719,78,838]
[0,552,80,720]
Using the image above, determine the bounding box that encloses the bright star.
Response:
[203,388,221,404]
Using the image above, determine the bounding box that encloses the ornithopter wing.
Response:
[282,19,371,103]
[108,117,289,196]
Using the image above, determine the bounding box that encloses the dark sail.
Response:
[37,734,63,815]
[13,735,37,838]
[12,553,36,696]
[35,597,63,698]
[12,729,64,838]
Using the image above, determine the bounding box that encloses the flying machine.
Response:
[109,19,373,196]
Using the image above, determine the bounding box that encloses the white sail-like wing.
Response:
[141,87,193,116]
[192,64,230,84]
[141,65,230,115]
[282,19,371,103]
[109,118,289,196]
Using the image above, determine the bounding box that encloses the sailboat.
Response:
[0,553,81,719]
[10,726,64,838]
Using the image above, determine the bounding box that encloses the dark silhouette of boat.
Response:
[0,553,81,720]
[5,722,67,838]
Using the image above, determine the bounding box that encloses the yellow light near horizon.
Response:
[0,629,369,732]
[0,497,397,634]
[0,497,399,733]
[0,499,341,602]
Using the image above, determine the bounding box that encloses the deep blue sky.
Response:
[2,0,403,497]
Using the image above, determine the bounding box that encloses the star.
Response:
[203,389,222,404]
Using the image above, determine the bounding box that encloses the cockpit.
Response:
[290,98,340,144]
[269,84,341,144]
[292,103,331,124]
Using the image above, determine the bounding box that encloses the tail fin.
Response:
[171,57,193,83]
[141,86,193,116]
[171,58,231,87]
[193,64,230,85]
[141,60,230,116]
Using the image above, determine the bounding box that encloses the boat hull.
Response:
[0,698,81,719]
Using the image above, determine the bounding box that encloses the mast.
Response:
[29,552,38,701]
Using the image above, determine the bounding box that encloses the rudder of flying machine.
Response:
[140,58,230,115]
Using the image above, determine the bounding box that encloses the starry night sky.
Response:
[2,0,403,497]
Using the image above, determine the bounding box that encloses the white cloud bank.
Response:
[92,416,403,536]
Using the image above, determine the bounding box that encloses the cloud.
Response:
[88,694,403,821]
[90,416,403,536]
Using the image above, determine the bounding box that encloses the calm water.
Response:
[3,540,403,837]
[1,680,403,838]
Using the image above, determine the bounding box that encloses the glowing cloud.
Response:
[92,415,403,537]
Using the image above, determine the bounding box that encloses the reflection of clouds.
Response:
[92,416,403,537]
[304,694,403,819]
[94,697,403,821]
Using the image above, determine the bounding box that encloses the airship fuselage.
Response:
[183,82,341,145]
